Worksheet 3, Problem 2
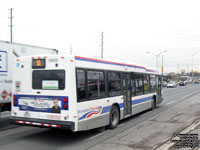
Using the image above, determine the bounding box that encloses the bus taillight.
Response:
[14,95,17,100]
[62,97,68,103]
[62,104,68,110]
[62,97,68,110]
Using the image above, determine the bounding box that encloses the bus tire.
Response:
[108,105,119,129]
[151,97,156,110]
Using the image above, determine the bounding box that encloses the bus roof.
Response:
[75,56,158,74]
[16,54,158,74]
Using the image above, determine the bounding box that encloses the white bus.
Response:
[10,55,163,131]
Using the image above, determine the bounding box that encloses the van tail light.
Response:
[14,101,17,106]
[13,95,17,106]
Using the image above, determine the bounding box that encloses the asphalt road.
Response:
[0,84,200,150]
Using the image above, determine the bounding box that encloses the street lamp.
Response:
[147,50,167,73]
[191,53,194,78]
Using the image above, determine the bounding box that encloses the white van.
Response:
[0,40,58,112]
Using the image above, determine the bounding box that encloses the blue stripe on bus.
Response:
[101,96,152,114]
[119,103,124,108]
[101,103,124,114]
[75,56,155,73]
[132,96,152,105]
[101,106,111,114]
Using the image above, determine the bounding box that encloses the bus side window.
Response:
[108,71,121,96]
[150,75,156,92]
[131,73,136,96]
[144,74,150,94]
[135,73,143,95]
[77,69,86,102]
[87,70,106,99]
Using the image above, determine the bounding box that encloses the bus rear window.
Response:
[32,70,65,90]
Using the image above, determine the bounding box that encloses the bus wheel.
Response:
[108,105,119,129]
[151,98,156,110]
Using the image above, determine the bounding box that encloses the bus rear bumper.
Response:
[10,116,75,131]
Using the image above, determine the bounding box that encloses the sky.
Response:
[1,0,200,73]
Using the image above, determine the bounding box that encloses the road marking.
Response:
[166,101,175,105]
[181,90,200,99]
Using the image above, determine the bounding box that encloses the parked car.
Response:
[179,80,186,86]
[167,81,176,88]
[162,81,167,87]
[194,80,200,84]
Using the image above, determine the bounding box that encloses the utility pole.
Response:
[101,32,104,59]
[187,64,189,75]
[70,45,72,55]
[9,8,14,43]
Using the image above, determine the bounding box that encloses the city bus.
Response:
[10,55,163,131]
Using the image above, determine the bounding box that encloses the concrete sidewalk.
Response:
[89,93,200,150]
[168,125,200,150]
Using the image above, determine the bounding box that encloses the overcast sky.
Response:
[1,0,200,73]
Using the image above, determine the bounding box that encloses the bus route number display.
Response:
[32,59,45,69]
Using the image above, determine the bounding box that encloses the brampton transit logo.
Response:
[78,106,102,120]
[0,51,8,73]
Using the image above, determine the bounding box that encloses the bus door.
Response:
[156,76,162,103]
[122,73,132,116]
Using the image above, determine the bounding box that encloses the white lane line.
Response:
[166,101,175,105]
[181,90,200,99]
[163,93,168,96]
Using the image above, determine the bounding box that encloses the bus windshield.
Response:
[32,70,65,90]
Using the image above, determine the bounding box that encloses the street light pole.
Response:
[191,52,199,78]
[156,56,158,72]
[192,54,194,78]
[147,50,167,73]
